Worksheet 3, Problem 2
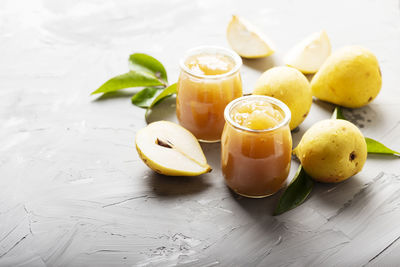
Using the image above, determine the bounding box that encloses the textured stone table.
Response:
[1,0,400,266]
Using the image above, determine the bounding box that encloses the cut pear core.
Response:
[136,121,211,176]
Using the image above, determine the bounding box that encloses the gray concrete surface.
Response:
[1,0,400,266]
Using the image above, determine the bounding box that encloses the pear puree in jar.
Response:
[177,51,242,142]
[221,98,292,197]
[185,54,234,75]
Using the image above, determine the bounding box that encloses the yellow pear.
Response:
[311,46,382,108]
[253,66,312,130]
[294,119,367,183]
[135,121,211,176]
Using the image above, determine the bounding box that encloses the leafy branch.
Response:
[92,53,177,118]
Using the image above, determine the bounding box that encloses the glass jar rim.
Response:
[179,45,242,79]
[224,95,291,133]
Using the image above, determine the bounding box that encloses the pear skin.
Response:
[311,46,382,108]
[294,119,367,183]
[253,66,312,130]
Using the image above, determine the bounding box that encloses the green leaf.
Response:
[129,53,168,84]
[91,71,164,95]
[332,106,346,120]
[148,83,177,108]
[144,83,177,123]
[274,165,314,215]
[331,107,399,157]
[365,137,400,156]
[131,87,163,108]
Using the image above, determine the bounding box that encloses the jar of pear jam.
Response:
[176,46,243,142]
[221,95,292,198]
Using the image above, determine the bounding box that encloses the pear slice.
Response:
[227,15,275,58]
[284,30,331,74]
[135,121,212,176]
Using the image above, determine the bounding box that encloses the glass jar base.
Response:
[232,189,275,199]
[198,139,221,143]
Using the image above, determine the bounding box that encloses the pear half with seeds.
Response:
[284,30,331,74]
[135,121,211,176]
[227,15,275,58]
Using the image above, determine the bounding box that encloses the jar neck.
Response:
[179,46,242,80]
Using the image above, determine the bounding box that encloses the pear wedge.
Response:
[227,15,275,58]
[135,121,212,176]
[284,30,331,74]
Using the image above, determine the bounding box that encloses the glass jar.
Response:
[176,46,243,142]
[221,95,292,198]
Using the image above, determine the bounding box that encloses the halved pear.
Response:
[135,121,212,176]
[227,15,275,58]
[284,30,331,74]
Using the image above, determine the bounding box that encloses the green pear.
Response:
[311,46,382,108]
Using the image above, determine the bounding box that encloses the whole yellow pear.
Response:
[311,46,382,108]
[294,119,367,183]
[253,66,312,130]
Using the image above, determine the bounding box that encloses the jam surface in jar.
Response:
[185,53,235,75]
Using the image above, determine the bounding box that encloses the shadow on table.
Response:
[228,187,282,219]
[92,89,138,101]
[147,141,222,198]
[200,142,222,172]
[366,154,400,160]
[290,99,335,146]
[145,96,178,124]
[148,172,212,197]
[227,174,371,230]
[312,98,336,114]
[312,98,386,130]
[310,173,372,211]
[242,56,276,73]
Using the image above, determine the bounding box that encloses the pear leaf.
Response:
[91,71,163,95]
[365,137,400,156]
[131,87,164,108]
[144,83,177,123]
[274,165,314,215]
[332,106,346,120]
[149,83,177,109]
[129,53,168,84]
